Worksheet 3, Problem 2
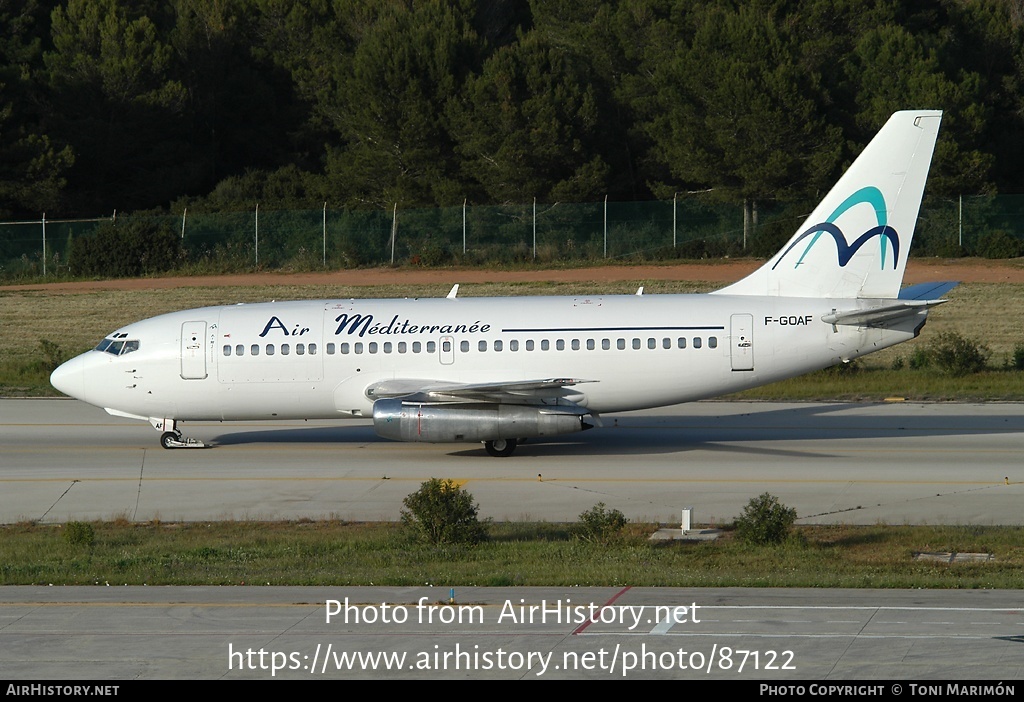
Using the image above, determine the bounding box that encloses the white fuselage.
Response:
[53,293,924,423]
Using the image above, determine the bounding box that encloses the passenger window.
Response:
[461,340,469,352]
[398,342,407,354]
[326,343,335,355]
[354,343,363,354]
[281,344,290,355]
[296,344,305,355]
[222,345,231,357]
[427,341,436,353]
[693,337,702,349]
[632,338,641,350]
[309,343,317,355]
[235,344,244,356]
[708,337,717,349]
[510,340,519,351]
[602,339,610,350]
[267,344,275,356]
[442,340,451,352]
[383,342,392,353]
[572,339,580,351]
[541,340,550,351]
[369,342,378,354]
[617,339,625,350]
[478,340,487,352]
[341,343,350,354]
[413,342,422,353]
[586,339,594,350]
[663,338,671,349]
[526,340,535,351]
[647,338,656,349]
[251,344,260,356]
[494,340,503,351]
[678,337,687,349]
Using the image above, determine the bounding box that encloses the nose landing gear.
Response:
[151,418,206,449]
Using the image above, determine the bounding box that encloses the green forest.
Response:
[2,0,1022,222]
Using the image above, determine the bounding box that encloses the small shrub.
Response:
[973,230,1024,259]
[39,339,66,373]
[1009,344,1024,371]
[908,345,931,370]
[575,502,628,543]
[821,359,860,376]
[400,478,486,545]
[927,331,990,377]
[734,493,797,546]
[70,216,182,278]
[64,521,95,547]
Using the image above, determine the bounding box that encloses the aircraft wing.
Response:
[365,377,596,404]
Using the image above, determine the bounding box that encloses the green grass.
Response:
[3,520,1022,588]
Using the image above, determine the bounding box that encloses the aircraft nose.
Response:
[50,354,87,399]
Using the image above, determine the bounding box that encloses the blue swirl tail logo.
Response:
[772,186,899,271]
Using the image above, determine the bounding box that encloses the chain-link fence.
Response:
[2,195,1021,281]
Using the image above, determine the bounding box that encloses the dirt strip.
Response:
[4,258,1024,293]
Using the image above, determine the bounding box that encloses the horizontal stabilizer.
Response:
[898,281,959,300]
[821,299,947,327]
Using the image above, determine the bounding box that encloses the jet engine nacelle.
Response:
[372,398,590,443]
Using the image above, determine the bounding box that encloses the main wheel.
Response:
[484,438,517,457]
[160,431,179,449]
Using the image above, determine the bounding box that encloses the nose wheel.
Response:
[153,419,206,449]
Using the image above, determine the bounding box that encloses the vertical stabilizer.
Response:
[715,110,942,299]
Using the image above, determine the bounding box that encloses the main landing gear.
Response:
[151,418,206,449]
[484,438,517,457]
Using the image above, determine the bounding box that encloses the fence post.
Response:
[604,195,608,258]
[390,203,397,265]
[255,203,259,267]
[323,201,327,267]
[532,198,536,260]
[42,212,46,277]
[181,208,187,239]
[463,198,467,255]
[959,194,963,249]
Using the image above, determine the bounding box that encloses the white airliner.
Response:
[51,110,951,456]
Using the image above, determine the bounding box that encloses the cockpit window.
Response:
[94,338,140,356]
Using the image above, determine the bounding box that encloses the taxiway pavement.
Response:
[2,398,1021,525]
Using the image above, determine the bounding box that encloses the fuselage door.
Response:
[440,336,455,365]
[180,321,208,379]
[730,313,754,371]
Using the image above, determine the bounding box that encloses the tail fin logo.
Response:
[771,186,898,271]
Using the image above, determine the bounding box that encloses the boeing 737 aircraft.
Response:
[51,110,950,456]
